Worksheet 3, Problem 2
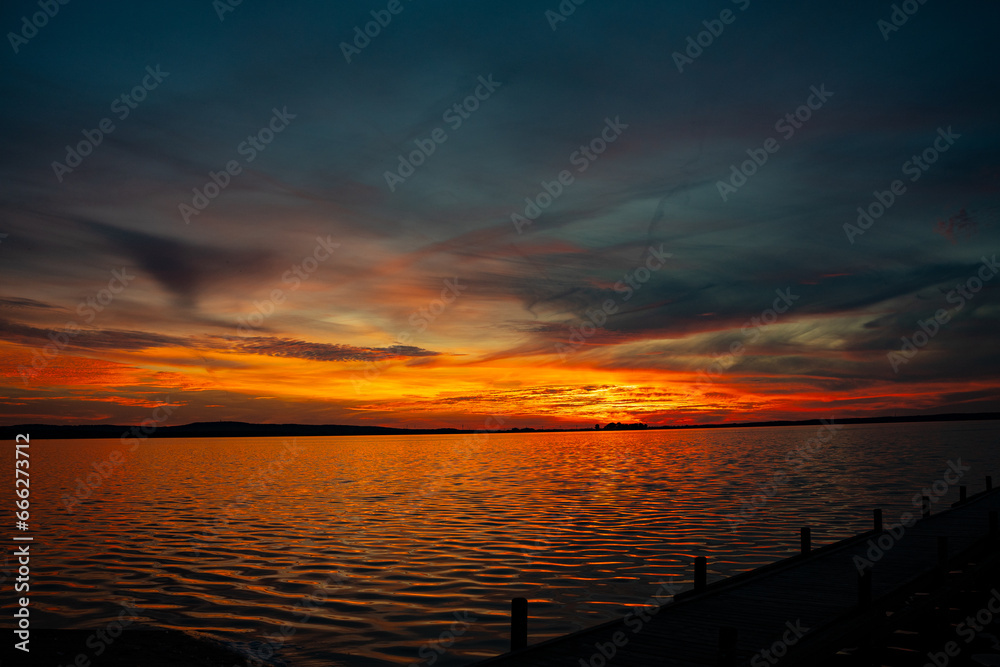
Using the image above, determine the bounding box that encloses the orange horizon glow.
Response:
[4,322,997,429]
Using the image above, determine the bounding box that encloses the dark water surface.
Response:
[4,420,999,665]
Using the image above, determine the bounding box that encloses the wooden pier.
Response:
[474,478,1000,666]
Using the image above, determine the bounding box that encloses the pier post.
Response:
[857,568,872,609]
[800,527,811,555]
[960,486,967,503]
[510,597,527,652]
[718,626,738,666]
[922,495,931,519]
[873,508,883,533]
[695,557,707,592]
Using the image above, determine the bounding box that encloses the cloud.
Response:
[226,336,441,362]
[78,219,281,308]
[0,317,189,351]
[0,298,60,310]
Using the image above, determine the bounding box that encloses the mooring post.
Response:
[960,485,967,503]
[858,568,872,609]
[922,495,931,519]
[510,597,527,652]
[800,527,811,555]
[873,508,883,533]
[695,556,707,592]
[718,626,738,666]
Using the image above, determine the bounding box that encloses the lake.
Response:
[5,420,1000,665]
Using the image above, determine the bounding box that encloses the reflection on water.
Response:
[5,420,999,665]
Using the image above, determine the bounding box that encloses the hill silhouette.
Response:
[1,412,997,440]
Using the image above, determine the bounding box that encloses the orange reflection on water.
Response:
[11,422,1000,665]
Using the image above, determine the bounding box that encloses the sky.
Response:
[1,0,999,429]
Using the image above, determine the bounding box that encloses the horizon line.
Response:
[3,411,999,439]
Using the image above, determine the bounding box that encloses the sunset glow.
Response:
[2,2,998,429]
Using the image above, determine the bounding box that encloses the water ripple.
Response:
[2,421,998,665]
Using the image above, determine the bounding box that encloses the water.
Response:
[4,420,999,665]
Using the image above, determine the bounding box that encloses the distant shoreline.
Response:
[2,411,998,440]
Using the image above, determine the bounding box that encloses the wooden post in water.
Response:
[858,568,872,609]
[922,495,931,519]
[510,597,527,652]
[694,556,707,592]
[718,626,738,666]
[873,508,883,533]
[800,527,811,555]
[960,486,967,503]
